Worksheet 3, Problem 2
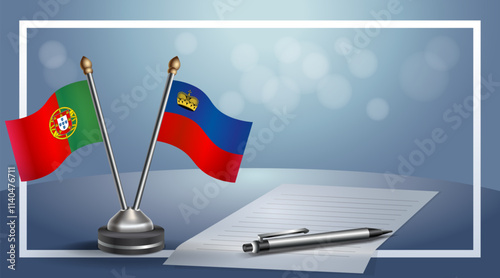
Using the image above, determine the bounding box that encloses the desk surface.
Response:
[3,169,499,277]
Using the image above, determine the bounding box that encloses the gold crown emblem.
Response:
[177,90,199,111]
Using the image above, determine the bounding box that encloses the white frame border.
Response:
[18,20,481,259]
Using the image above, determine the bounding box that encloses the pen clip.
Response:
[257,228,309,242]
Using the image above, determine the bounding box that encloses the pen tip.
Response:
[368,228,393,237]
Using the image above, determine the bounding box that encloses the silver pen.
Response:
[242,228,392,253]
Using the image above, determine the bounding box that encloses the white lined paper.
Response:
[164,184,437,273]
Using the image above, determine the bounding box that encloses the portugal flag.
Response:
[6,81,102,181]
[158,81,252,182]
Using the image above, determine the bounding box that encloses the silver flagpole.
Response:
[80,56,127,211]
[132,56,180,211]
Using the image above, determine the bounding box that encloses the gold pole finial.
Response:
[168,56,181,75]
[80,56,93,74]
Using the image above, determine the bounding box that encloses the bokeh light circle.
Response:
[175,32,198,55]
[39,41,67,69]
[317,74,352,110]
[348,49,378,78]
[400,52,449,101]
[302,52,330,80]
[275,37,301,64]
[425,36,460,71]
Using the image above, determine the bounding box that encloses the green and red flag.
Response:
[5,80,102,181]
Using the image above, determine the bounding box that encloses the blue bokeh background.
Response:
[1,0,498,193]
[1,1,500,278]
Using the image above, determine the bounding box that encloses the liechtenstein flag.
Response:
[158,81,252,182]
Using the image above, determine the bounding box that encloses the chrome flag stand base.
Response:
[97,208,164,255]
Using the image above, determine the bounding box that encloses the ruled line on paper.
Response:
[250,212,396,221]
[273,198,414,207]
[265,203,409,212]
[242,217,391,226]
[259,207,403,216]
[280,193,420,203]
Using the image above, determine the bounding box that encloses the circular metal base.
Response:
[107,208,154,233]
[98,225,164,255]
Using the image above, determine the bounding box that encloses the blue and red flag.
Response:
[158,81,252,182]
